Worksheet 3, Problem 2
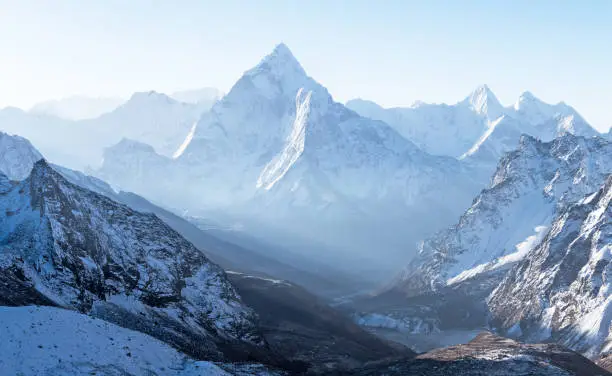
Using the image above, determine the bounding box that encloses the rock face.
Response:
[0,132,43,180]
[349,332,611,376]
[354,135,612,348]
[488,175,612,358]
[0,160,266,362]
[393,134,612,298]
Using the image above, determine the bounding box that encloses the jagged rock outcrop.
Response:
[0,160,267,362]
[489,175,612,358]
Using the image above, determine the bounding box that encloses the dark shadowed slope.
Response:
[227,271,412,374]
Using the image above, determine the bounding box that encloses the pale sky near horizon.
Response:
[1,0,610,132]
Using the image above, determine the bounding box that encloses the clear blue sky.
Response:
[1,0,610,131]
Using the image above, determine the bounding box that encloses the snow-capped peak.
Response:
[0,131,43,180]
[460,84,504,121]
[513,90,547,113]
[512,90,582,126]
[515,90,537,104]
[247,43,306,79]
[234,43,329,103]
[188,42,331,148]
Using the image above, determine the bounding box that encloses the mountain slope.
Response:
[97,43,483,274]
[348,88,600,165]
[393,134,612,298]
[0,305,279,376]
[346,85,500,157]
[0,159,269,362]
[352,135,612,339]
[0,91,206,170]
[0,131,43,180]
[228,272,411,373]
[89,91,205,158]
[488,175,612,358]
[171,87,224,115]
[0,131,354,297]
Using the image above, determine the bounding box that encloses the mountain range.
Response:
[489,174,612,357]
[1,42,611,375]
[95,44,488,276]
[355,133,612,363]
[94,44,606,281]
[0,88,221,170]
[1,130,419,372]
[347,86,598,159]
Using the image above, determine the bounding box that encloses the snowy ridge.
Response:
[0,131,43,180]
[346,93,492,157]
[173,121,198,159]
[392,134,612,297]
[489,174,612,357]
[257,88,311,190]
[513,91,579,126]
[91,91,207,158]
[460,115,523,160]
[348,87,600,162]
[459,84,504,121]
[97,43,483,273]
[0,90,207,170]
[0,159,266,361]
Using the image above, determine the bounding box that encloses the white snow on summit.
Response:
[459,84,505,121]
[0,131,43,180]
[348,87,601,162]
[96,43,483,275]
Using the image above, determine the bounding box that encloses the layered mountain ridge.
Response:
[392,133,611,297]
[354,133,612,361]
[347,86,601,168]
[96,43,484,275]
[0,159,268,362]
[0,90,211,170]
[489,174,612,357]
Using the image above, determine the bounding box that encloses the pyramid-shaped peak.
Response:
[272,42,293,57]
[29,158,61,183]
[474,84,492,93]
[32,158,51,171]
[462,84,503,119]
[519,90,537,100]
[247,42,306,78]
[466,84,498,102]
[514,91,572,111]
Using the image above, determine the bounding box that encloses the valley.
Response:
[1,38,611,376]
